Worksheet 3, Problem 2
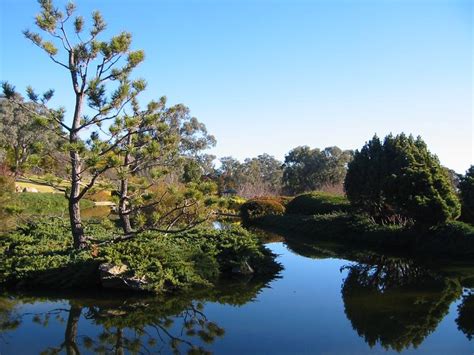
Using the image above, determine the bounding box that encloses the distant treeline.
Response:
[215,146,353,198]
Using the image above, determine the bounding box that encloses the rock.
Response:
[231,261,254,275]
[23,187,39,193]
[98,263,148,291]
[100,263,128,275]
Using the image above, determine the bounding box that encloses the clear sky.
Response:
[1,0,472,172]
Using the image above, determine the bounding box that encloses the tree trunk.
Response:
[64,304,82,355]
[119,134,133,234]
[69,193,87,249]
[69,93,87,249]
[119,177,132,234]
[13,147,21,178]
[115,328,125,355]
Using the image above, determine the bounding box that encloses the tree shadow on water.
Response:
[341,256,463,352]
[0,274,276,354]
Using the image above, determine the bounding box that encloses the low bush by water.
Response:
[243,192,474,259]
[256,213,474,258]
[0,218,281,293]
[240,198,286,224]
[285,192,351,215]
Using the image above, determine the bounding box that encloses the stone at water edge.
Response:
[98,263,148,291]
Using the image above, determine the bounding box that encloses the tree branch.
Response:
[75,165,112,201]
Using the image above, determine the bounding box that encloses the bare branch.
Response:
[49,55,70,69]
[59,22,73,51]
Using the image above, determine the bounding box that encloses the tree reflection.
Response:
[0,298,21,342]
[81,297,225,354]
[0,276,274,354]
[341,256,462,352]
[456,290,474,340]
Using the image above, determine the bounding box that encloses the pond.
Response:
[1,231,473,354]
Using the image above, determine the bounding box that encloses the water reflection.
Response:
[341,256,462,351]
[275,227,474,350]
[456,291,474,341]
[35,299,223,354]
[0,276,274,354]
[0,298,20,340]
[2,229,474,354]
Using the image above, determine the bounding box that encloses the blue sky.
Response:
[0,0,472,172]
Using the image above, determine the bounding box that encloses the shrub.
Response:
[344,134,460,226]
[0,175,16,233]
[240,198,285,224]
[85,189,113,202]
[135,181,218,231]
[459,166,474,224]
[218,195,247,212]
[0,218,281,292]
[286,192,350,215]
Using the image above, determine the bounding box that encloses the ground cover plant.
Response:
[0,218,281,293]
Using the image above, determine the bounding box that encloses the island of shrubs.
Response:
[0,218,281,293]
[241,134,474,259]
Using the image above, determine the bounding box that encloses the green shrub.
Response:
[0,218,281,292]
[0,175,16,233]
[240,198,285,224]
[99,234,217,291]
[459,166,474,224]
[430,220,474,239]
[286,192,350,215]
[218,195,247,213]
[271,196,293,206]
[84,189,113,202]
[256,213,474,258]
[344,134,460,226]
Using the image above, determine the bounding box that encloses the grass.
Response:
[1,190,106,233]
[15,177,114,200]
[15,181,58,193]
[10,192,94,216]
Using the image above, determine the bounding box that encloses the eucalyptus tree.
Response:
[0,96,61,176]
[283,146,353,194]
[217,154,283,197]
[3,0,145,249]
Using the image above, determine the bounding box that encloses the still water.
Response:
[1,233,473,354]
